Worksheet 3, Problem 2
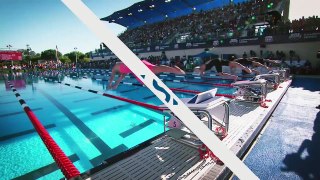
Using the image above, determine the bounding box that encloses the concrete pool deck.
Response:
[82,79,292,180]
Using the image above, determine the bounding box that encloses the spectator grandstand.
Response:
[89,0,320,74]
[114,0,288,46]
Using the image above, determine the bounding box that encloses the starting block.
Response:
[160,89,230,148]
[232,79,269,107]
[271,68,290,82]
[254,73,280,90]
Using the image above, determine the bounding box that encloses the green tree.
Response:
[41,49,61,61]
[60,56,71,64]
[31,53,41,63]
[82,57,90,63]
[85,52,91,58]
[21,49,39,64]
[64,51,84,63]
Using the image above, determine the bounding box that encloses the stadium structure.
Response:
[89,0,319,72]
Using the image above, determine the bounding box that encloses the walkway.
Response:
[239,76,320,179]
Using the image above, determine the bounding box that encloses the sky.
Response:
[0,0,141,54]
[0,0,319,55]
[289,0,320,20]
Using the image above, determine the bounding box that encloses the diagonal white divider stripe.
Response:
[61,0,258,179]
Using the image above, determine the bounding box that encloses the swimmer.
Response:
[194,58,252,80]
[108,60,185,89]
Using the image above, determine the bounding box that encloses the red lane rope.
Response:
[40,77,164,112]
[42,77,234,110]
[102,93,163,111]
[173,80,234,87]
[7,81,80,179]
[24,108,81,179]
[170,88,201,94]
[216,94,236,99]
[169,88,236,99]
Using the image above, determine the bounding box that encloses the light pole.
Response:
[26,44,32,66]
[6,44,13,66]
[74,47,77,68]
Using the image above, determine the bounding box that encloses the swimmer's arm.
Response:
[252,61,270,70]
[108,68,116,88]
[112,73,126,89]
[230,61,252,74]
[200,64,207,76]
[194,65,205,76]
[264,59,281,64]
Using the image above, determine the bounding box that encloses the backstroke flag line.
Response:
[61,0,258,179]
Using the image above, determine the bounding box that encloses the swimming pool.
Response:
[0,70,235,179]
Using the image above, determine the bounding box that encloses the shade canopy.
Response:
[101,0,248,29]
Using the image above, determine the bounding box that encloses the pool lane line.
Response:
[38,89,128,167]
[42,76,235,99]
[0,107,43,118]
[42,78,163,112]
[96,79,235,98]
[0,124,56,142]
[119,119,156,138]
[119,88,139,93]
[14,154,80,180]
[143,95,156,100]
[91,105,126,116]
[0,98,35,105]
[6,81,80,179]
[73,96,100,103]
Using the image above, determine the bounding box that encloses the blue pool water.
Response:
[0,71,236,179]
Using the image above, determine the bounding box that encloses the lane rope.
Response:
[6,81,81,179]
[41,77,163,111]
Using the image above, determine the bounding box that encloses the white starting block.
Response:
[69,72,79,78]
[92,74,108,80]
[254,73,280,90]
[271,68,290,82]
[160,89,230,148]
[232,79,268,106]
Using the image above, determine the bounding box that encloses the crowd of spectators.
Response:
[290,16,320,33]
[1,48,316,75]
[119,0,282,46]
[118,0,320,47]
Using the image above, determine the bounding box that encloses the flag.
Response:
[55,45,61,64]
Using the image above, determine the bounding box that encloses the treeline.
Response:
[21,49,91,64]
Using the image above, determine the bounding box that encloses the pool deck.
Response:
[81,79,292,180]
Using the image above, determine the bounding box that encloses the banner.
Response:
[289,33,302,40]
[303,32,320,39]
[0,51,22,61]
[89,31,319,57]
[265,36,274,43]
